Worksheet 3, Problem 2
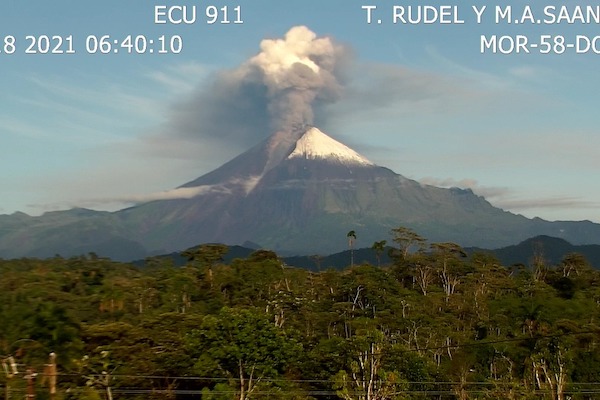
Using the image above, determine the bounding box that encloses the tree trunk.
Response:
[238,360,245,400]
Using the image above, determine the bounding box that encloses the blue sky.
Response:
[1,0,599,223]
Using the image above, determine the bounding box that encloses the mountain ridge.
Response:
[135,235,600,271]
[2,127,600,261]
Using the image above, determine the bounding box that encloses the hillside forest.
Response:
[1,227,600,400]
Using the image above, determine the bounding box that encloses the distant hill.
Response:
[284,236,600,270]
[137,235,600,271]
[467,235,600,268]
[136,244,390,271]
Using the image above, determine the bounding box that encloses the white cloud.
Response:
[419,177,600,219]
[419,177,511,199]
[26,185,230,214]
[146,62,212,94]
[495,197,600,211]
[107,185,228,203]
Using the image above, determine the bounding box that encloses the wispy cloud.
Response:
[496,197,600,211]
[27,185,230,213]
[0,115,55,140]
[145,62,211,94]
[419,177,511,200]
[9,61,211,142]
[419,177,600,216]
[424,46,514,89]
[24,74,164,125]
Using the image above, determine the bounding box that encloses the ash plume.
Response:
[246,25,345,132]
[159,26,349,157]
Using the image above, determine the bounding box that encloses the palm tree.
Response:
[347,230,357,267]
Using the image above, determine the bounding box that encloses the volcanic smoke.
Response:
[154,26,351,161]
[243,26,346,133]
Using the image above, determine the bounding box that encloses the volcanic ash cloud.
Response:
[244,26,345,132]
[156,26,349,160]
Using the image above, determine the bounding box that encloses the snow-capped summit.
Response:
[180,126,377,193]
[287,127,374,166]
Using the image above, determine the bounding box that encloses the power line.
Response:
[6,387,600,396]
[404,328,600,353]
[14,329,599,385]
[39,373,600,386]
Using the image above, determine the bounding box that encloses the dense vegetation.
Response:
[1,228,599,400]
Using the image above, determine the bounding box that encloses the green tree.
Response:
[186,307,301,400]
[430,242,467,302]
[371,240,386,267]
[390,227,426,260]
[333,326,405,400]
[182,243,228,268]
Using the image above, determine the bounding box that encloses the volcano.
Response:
[2,127,600,260]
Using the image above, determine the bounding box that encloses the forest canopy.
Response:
[0,229,599,400]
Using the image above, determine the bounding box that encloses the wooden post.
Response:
[47,353,56,400]
[2,356,18,400]
[25,367,35,400]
